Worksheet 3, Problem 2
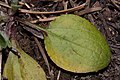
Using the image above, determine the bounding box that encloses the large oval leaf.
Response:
[44,14,111,73]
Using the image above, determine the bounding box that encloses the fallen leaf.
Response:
[3,52,22,80]
[44,14,111,73]
[18,47,47,80]
[3,40,47,80]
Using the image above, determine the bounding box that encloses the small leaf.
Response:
[0,33,7,49]
[0,31,10,49]
[3,40,47,80]
[18,47,47,80]
[3,52,22,80]
[11,0,22,11]
[44,14,111,73]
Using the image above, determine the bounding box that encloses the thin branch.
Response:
[38,16,56,22]
[57,70,61,80]
[34,37,51,76]
[0,1,11,8]
[30,16,57,23]
[111,0,120,10]
[76,7,102,15]
[19,3,86,14]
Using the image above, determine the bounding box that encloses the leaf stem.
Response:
[16,18,48,36]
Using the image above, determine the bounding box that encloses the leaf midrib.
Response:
[47,30,100,56]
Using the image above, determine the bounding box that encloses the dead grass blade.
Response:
[76,7,102,15]
[34,37,51,77]
[0,1,11,8]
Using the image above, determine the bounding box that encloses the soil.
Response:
[0,0,120,80]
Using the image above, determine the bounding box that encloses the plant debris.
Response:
[0,0,120,80]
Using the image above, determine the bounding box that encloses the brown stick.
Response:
[19,3,86,14]
[0,1,11,8]
[34,37,51,76]
[77,7,102,15]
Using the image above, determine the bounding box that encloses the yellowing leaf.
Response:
[3,40,47,80]
[18,48,47,80]
[44,14,111,73]
[3,52,22,80]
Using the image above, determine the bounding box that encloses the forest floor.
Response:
[0,0,120,80]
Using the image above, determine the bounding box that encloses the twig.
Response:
[111,0,120,10]
[34,37,51,76]
[86,0,90,7]
[5,0,9,4]
[63,0,68,10]
[0,1,11,8]
[57,70,61,80]
[76,7,102,15]
[19,3,86,14]
[30,16,56,23]
[69,0,77,7]
[38,16,57,22]
[63,0,68,14]
[24,3,31,9]
[19,1,25,5]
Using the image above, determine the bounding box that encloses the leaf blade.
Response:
[3,40,47,80]
[45,14,111,73]
[3,52,22,80]
[18,47,47,80]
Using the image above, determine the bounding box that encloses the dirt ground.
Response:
[0,0,120,80]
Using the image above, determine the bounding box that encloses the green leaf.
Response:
[3,40,47,80]
[11,0,22,11]
[3,52,22,80]
[0,31,10,49]
[18,47,47,80]
[0,33,7,49]
[44,14,111,73]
